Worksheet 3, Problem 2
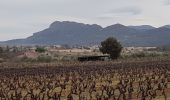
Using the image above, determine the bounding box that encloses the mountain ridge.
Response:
[1,21,170,47]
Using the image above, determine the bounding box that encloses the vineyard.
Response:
[0,60,170,100]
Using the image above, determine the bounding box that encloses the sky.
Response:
[0,0,170,41]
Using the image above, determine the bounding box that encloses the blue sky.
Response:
[0,0,170,41]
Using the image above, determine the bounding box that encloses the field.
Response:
[0,59,170,100]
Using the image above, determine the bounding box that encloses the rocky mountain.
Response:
[162,25,170,29]
[128,25,156,31]
[1,21,170,47]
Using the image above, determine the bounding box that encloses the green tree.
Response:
[0,47,3,53]
[99,37,122,59]
[35,47,46,53]
[5,46,10,52]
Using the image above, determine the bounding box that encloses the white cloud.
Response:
[163,0,170,5]
[110,6,142,15]
[0,33,31,41]
[0,0,170,41]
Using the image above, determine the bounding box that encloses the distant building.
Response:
[122,47,157,53]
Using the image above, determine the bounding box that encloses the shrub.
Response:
[37,55,52,62]
[35,47,46,53]
[99,37,122,59]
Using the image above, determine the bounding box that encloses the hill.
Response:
[1,21,170,47]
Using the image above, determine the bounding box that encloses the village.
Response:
[0,45,162,63]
